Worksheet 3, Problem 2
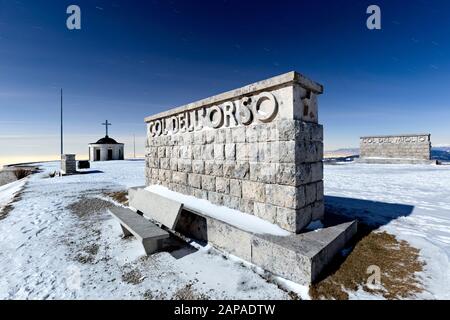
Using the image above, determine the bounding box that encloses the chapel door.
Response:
[108,149,113,160]
[95,149,101,161]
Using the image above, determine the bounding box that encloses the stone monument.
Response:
[359,133,435,164]
[131,71,356,285]
[61,154,76,175]
[144,71,324,233]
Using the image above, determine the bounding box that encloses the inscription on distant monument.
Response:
[360,133,432,163]
[144,71,324,233]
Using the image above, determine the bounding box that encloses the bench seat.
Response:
[109,207,169,255]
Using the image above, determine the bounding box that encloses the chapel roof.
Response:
[91,135,120,145]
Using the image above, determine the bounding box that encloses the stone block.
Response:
[224,143,236,160]
[170,158,178,171]
[311,162,323,182]
[229,179,242,197]
[216,177,230,194]
[305,183,317,205]
[205,161,223,176]
[207,191,223,206]
[172,172,187,185]
[188,173,202,189]
[253,202,276,224]
[311,200,324,220]
[275,141,296,163]
[193,145,202,159]
[208,219,252,261]
[232,127,246,143]
[222,161,235,178]
[203,144,214,160]
[242,180,265,202]
[249,163,276,184]
[194,131,206,145]
[266,184,306,209]
[177,159,192,173]
[222,194,241,210]
[316,181,324,202]
[236,143,249,161]
[233,162,250,179]
[215,129,226,144]
[192,160,205,174]
[158,147,166,158]
[194,188,208,200]
[239,198,254,214]
[201,175,216,191]
[246,125,259,143]
[214,144,225,160]
[205,130,215,144]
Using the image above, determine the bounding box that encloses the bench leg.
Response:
[141,238,164,255]
[120,225,132,237]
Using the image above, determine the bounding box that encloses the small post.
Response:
[60,89,63,155]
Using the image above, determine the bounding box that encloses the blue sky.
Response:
[1,0,450,165]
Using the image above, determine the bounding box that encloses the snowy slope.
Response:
[0,160,290,300]
[325,163,450,299]
[0,179,26,211]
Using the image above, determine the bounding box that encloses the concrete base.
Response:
[175,208,356,285]
[357,158,437,165]
[129,187,357,285]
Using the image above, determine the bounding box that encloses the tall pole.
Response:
[133,134,136,159]
[60,88,63,155]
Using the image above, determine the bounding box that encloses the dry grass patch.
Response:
[13,168,32,180]
[104,191,128,205]
[310,230,425,300]
[173,283,209,300]
[67,197,116,217]
[122,268,145,285]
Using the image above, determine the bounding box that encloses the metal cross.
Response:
[102,120,112,136]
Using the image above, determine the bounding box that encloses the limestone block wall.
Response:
[360,134,431,160]
[144,71,324,233]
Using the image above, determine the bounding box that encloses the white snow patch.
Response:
[146,184,290,236]
[0,178,26,211]
[0,160,290,300]
[325,163,450,299]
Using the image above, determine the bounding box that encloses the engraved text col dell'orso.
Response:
[148,92,278,137]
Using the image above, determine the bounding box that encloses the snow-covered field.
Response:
[0,161,290,300]
[325,163,450,299]
[0,160,449,299]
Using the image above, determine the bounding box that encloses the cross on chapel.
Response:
[102,120,112,137]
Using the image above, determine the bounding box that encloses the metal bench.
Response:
[109,207,169,255]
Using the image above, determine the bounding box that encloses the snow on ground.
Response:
[0,160,288,299]
[0,178,27,211]
[0,160,449,299]
[325,163,450,299]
